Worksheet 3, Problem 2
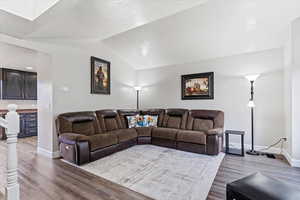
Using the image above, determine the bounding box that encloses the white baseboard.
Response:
[282,149,300,168]
[229,142,281,154]
[229,143,300,168]
[37,147,60,159]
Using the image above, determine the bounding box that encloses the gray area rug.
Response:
[79,145,224,200]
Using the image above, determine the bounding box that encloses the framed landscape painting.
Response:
[181,72,214,100]
[91,56,111,94]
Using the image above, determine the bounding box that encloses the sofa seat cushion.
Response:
[88,134,118,151]
[177,130,206,145]
[108,129,138,143]
[135,127,152,137]
[152,127,178,140]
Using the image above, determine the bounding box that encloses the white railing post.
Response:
[5,104,20,200]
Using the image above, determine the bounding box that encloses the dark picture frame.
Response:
[91,56,111,95]
[181,72,214,100]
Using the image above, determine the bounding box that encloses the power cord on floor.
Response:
[257,138,287,154]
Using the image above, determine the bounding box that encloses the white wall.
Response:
[37,52,54,155]
[0,34,137,155]
[49,45,137,152]
[0,42,37,109]
[290,17,300,160]
[51,47,137,115]
[283,21,294,158]
[281,17,300,166]
[0,34,289,160]
[137,49,285,147]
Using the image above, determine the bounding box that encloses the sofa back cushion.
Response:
[192,118,214,131]
[140,109,165,127]
[56,111,101,136]
[166,116,182,129]
[162,109,188,129]
[72,121,96,136]
[187,110,224,131]
[104,118,120,131]
[95,110,122,132]
[117,109,140,128]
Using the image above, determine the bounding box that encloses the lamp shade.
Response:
[248,100,255,108]
[245,74,260,82]
[134,86,142,91]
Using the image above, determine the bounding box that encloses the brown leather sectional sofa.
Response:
[56,108,224,165]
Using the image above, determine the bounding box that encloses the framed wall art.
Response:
[181,72,214,100]
[91,56,111,95]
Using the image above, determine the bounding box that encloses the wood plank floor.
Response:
[207,152,300,200]
[0,137,152,200]
[1,137,300,200]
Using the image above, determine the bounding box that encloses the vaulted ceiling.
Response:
[1,0,300,69]
[0,0,207,39]
[0,0,60,20]
[103,0,300,69]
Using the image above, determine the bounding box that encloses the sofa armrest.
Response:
[59,133,89,145]
[59,133,90,165]
[206,128,224,136]
[205,128,224,155]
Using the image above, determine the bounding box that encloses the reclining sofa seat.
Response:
[139,109,165,144]
[56,108,224,165]
[56,111,118,165]
[95,109,138,152]
[177,110,224,155]
[118,109,165,144]
[152,109,188,148]
[140,109,165,127]
[117,109,140,129]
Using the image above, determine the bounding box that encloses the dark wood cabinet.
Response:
[24,72,37,100]
[0,110,38,139]
[0,68,37,100]
[1,68,24,99]
[18,112,38,138]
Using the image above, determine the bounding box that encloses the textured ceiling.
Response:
[26,0,208,40]
[0,0,208,41]
[103,0,300,69]
[0,0,60,20]
[1,0,300,70]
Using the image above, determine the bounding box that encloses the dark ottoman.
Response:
[227,172,300,200]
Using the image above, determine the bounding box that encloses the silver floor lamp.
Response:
[134,86,142,110]
[245,74,260,156]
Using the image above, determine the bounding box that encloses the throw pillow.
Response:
[136,115,145,127]
[143,115,158,127]
[126,115,137,128]
[126,115,145,128]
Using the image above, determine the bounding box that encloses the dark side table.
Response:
[225,130,245,156]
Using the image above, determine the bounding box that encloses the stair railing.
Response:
[0,104,20,200]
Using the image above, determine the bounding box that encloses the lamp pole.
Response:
[136,90,139,110]
[246,80,259,155]
[134,86,142,110]
[250,81,255,152]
